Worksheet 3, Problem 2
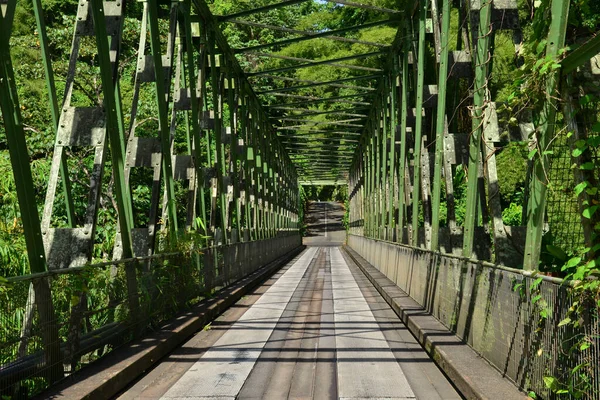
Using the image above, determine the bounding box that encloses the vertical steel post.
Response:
[32,0,76,227]
[398,41,410,244]
[380,89,388,240]
[0,10,63,384]
[411,0,429,247]
[147,0,179,238]
[90,0,134,257]
[462,0,491,258]
[523,0,570,269]
[388,71,397,239]
[431,0,451,251]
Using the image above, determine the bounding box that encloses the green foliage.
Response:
[496,142,529,205]
[502,202,523,226]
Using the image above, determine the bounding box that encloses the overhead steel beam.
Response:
[278,129,362,135]
[229,19,388,49]
[276,117,366,124]
[215,0,310,21]
[274,93,374,108]
[277,121,364,129]
[257,74,380,94]
[249,51,383,73]
[561,33,600,74]
[234,19,396,53]
[248,51,385,76]
[269,107,369,117]
[216,0,400,22]
[281,138,359,143]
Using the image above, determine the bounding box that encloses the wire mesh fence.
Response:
[0,234,300,398]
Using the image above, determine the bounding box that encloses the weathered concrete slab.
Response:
[330,248,416,399]
[160,248,317,399]
[343,243,529,400]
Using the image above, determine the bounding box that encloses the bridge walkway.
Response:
[118,203,461,400]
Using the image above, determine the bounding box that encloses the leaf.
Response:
[532,294,542,304]
[543,376,559,390]
[562,256,581,271]
[536,40,547,55]
[528,148,538,159]
[582,206,598,219]
[558,317,571,327]
[591,122,600,133]
[580,94,594,106]
[580,342,590,351]
[547,245,567,260]
[588,135,600,147]
[580,162,595,170]
[572,148,584,157]
[574,181,588,196]
[530,276,544,290]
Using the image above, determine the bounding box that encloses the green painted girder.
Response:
[286,145,356,151]
[216,0,399,22]
[299,180,348,185]
[269,108,370,118]
[279,129,362,136]
[430,0,451,251]
[286,145,357,151]
[523,0,570,269]
[228,18,389,49]
[273,93,375,108]
[278,123,363,130]
[282,138,359,144]
[257,74,380,94]
[32,0,75,228]
[324,0,400,14]
[278,122,364,129]
[215,0,311,21]
[296,163,350,167]
[0,8,47,274]
[293,155,350,162]
[297,170,349,175]
[248,51,385,76]
[234,19,396,53]
[410,0,428,247]
[276,117,366,125]
[462,0,491,257]
[91,0,135,255]
[562,34,600,74]
[250,51,383,73]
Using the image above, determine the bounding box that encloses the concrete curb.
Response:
[342,245,530,400]
[38,245,306,400]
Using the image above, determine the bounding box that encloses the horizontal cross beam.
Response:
[248,51,385,76]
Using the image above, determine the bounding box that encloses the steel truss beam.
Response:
[257,74,380,94]
[248,51,385,76]
[233,19,395,53]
